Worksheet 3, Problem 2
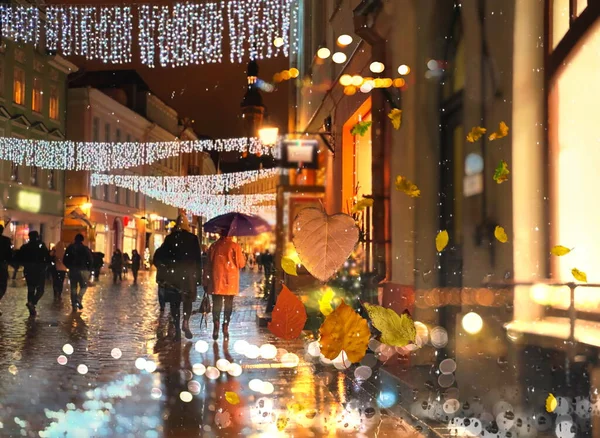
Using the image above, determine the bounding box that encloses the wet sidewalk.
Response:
[0,270,425,437]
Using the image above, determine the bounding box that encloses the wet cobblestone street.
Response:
[0,270,422,438]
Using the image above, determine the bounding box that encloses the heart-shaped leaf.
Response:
[268,285,307,340]
[292,208,359,282]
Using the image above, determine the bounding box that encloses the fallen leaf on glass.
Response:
[277,414,289,431]
[287,401,305,414]
[350,120,372,137]
[388,108,402,130]
[363,303,416,347]
[225,391,240,405]
[319,300,370,363]
[292,208,359,282]
[281,256,298,276]
[546,393,557,413]
[550,245,571,256]
[395,175,421,198]
[494,226,508,243]
[466,126,486,143]
[352,197,374,213]
[318,287,335,316]
[493,160,510,184]
[436,230,449,252]
[489,121,509,141]
[268,285,307,340]
[572,268,588,283]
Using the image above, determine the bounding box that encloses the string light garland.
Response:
[0,1,298,66]
[0,137,275,171]
[90,168,279,195]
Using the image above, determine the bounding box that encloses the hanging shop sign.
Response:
[281,138,319,169]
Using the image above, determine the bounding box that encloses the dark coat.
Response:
[63,242,93,271]
[0,235,12,265]
[131,253,141,271]
[153,245,168,284]
[110,253,124,272]
[161,229,201,293]
[18,240,50,274]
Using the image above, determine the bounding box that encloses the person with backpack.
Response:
[17,231,50,316]
[63,234,93,312]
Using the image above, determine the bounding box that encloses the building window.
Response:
[49,85,59,120]
[0,60,4,97]
[30,166,38,186]
[47,170,55,189]
[93,117,100,141]
[10,163,18,181]
[105,123,111,142]
[116,128,121,142]
[13,67,25,105]
[126,134,131,143]
[32,77,42,113]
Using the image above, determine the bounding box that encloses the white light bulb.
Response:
[317,47,331,59]
[337,34,353,46]
[369,61,385,73]
[398,64,410,75]
[332,52,347,64]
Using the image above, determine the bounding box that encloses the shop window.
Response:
[49,85,59,120]
[92,117,100,141]
[13,67,25,105]
[32,77,42,113]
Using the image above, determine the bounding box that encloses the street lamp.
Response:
[258,126,279,146]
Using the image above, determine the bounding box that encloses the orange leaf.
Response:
[268,285,307,340]
[319,300,370,363]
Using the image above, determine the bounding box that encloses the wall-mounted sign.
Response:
[281,139,319,169]
[17,190,41,213]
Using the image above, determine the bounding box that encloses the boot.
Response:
[182,320,193,340]
[222,323,229,341]
[212,321,220,341]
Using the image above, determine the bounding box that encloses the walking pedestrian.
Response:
[207,230,246,341]
[152,245,167,312]
[131,249,141,285]
[110,249,124,284]
[63,234,93,312]
[49,240,67,299]
[123,252,131,278]
[0,224,12,315]
[10,248,19,280]
[18,231,50,316]
[162,215,202,340]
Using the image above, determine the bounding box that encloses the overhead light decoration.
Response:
[332,52,347,64]
[0,1,300,67]
[398,64,410,75]
[351,75,363,86]
[337,34,353,46]
[0,136,276,171]
[339,74,352,86]
[317,47,331,59]
[369,61,385,73]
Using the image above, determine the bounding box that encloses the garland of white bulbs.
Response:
[0,137,275,171]
[90,168,279,195]
[0,0,298,66]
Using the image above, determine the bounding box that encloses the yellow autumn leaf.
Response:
[572,268,588,283]
[318,287,335,316]
[466,126,486,143]
[550,245,571,256]
[352,197,374,213]
[493,160,510,184]
[363,303,416,347]
[281,256,298,276]
[436,230,449,252]
[277,414,289,431]
[388,108,402,130]
[395,175,421,198]
[287,401,305,414]
[546,393,557,413]
[319,300,370,363]
[489,121,509,141]
[494,226,508,243]
[225,391,240,405]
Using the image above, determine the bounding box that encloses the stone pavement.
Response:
[0,269,428,437]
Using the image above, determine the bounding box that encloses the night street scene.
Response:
[0,0,597,437]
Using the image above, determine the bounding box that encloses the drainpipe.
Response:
[353,0,389,282]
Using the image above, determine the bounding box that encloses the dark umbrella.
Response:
[203,212,272,237]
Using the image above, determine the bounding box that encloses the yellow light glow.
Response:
[394,78,406,88]
[339,74,353,86]
[351,75,363,86]
[149,213,158,221]
[81,202,92,210]
[337,34,353,46]
[369,61,385,74]
[289,68,299,78]
[398,64,410,75]
[382,78,393,88]
[332,52,347,64]
[462,312,483,334]
[258,126,279,146]
[373,78,384,88]
[273,37,284,48]
[17,191,41,213]
[343,86,357,96]
[281,70,291,80]
[317,47,331,59]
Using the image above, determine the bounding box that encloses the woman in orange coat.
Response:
[206,233,246,341]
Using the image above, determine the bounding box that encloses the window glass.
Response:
[32,77,42,113]
[553,0,570,48]
[49,85,59,119]
[13,67,25,105]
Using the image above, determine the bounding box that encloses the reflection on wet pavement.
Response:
[0,272,424,437]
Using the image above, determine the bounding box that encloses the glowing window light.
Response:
[369,61,385,73]
[317,47,331,59]
[398,64,410,75]
[339,74,353,86]
[351,75,364,86]
[332,52,347,64]
[337,34,353,46]
[462,312,483,334]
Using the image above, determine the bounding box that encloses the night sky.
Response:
[51,0,291,141]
